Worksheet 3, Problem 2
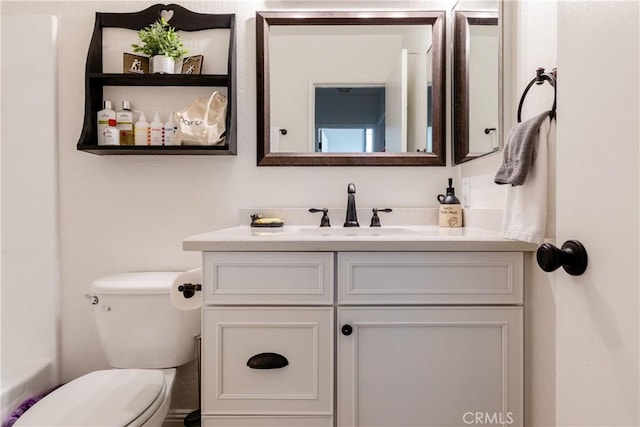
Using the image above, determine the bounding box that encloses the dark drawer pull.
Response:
[247,352,289,369]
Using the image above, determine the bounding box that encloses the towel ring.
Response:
[517,67,557,123]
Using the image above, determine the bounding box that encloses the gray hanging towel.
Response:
[495,111,551,186]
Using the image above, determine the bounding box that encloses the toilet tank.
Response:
[90,272,201,369]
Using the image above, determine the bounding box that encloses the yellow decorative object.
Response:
[250,214,284,227]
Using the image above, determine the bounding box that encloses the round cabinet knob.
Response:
[341,324,353,336]
[537,240,588,276]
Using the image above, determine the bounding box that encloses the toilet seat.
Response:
[14,369,167,427]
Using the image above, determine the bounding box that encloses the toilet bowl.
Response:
[13,369,175,427]
[14,272,200,427]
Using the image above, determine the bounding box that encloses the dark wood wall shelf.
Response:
[89,73,230,87]
[80,145,233,155]
[77,4,236,155]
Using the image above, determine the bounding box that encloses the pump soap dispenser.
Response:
[437,178,463,227]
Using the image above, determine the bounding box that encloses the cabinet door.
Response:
[202,307,333,416]
[338,307,522,427]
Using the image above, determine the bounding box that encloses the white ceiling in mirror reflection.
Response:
[269,25,432,153]
[453,0,498,11]
[271,24,430,39]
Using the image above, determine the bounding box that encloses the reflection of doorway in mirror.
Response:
[318,128,375,153]
[314,86,385,152]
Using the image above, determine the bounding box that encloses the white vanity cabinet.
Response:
[199,250,524,427]
[201,252,334,426]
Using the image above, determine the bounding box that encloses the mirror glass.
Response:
[314,86,386,153]
[257,12,446,166]
[453,2,502,164]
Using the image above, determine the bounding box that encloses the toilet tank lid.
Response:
[90,271,182,294]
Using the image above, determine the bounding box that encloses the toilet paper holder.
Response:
[178,283,202,299]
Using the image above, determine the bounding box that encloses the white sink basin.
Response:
[293,226,422,237]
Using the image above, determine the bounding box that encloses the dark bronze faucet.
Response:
[344,183,360,227]
[370,208,393,227]
[309,208,331,227]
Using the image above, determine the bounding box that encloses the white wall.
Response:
[0,0,455,388]
[455,1,558,426]
[1,13,60,408]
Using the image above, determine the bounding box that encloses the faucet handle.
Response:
[309,208,331,227]
[370,208,393,227]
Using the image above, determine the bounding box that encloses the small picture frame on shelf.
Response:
[123,53,149,74]
[181,55,203,75]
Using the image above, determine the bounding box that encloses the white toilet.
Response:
[15,272,201,427]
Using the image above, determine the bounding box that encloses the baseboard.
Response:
[163,409,197,427]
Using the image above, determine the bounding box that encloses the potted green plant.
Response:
[131,17,188,74]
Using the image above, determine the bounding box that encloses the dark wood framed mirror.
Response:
[453,9,500,164]
[256,11,446,166]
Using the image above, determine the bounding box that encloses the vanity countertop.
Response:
[183,225,537,252]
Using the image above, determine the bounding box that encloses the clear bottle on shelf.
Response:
[97,100,116,145]
[164,113,177,146]
[103,118,120,145]
[149,112,164,146]
[116,100,134,146]
[134,112,149,146]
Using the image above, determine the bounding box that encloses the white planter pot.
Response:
[151,55,174,74]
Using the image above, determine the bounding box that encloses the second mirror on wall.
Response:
[453,5,502,164]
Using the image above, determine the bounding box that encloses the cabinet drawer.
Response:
[203,252,333,304]
[202,416,333,427]
[202,307,333,415]
[338,252,523,304]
